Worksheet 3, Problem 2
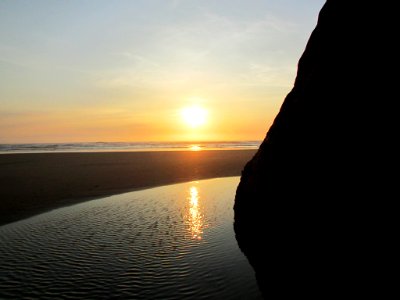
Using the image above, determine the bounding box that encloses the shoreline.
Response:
[0,149,256,226]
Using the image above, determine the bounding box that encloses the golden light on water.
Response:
[189,145,202,151]
[181,106,208,128]
[185,185,205,240]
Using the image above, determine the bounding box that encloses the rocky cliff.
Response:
[234,1,395,297]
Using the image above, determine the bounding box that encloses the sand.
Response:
[0,149,255,226]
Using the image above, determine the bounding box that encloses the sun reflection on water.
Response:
[185,184,205,240]
[189,145,202,151]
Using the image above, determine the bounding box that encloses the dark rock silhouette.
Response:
[234,1,395,298]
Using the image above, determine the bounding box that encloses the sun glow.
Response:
[190,145,202,151]
[181,106,208,128]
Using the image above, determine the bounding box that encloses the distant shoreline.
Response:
[0,141,261,154]
[0,149,256,226]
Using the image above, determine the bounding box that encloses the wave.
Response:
[0,141,261,153]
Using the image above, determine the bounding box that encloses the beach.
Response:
[0,176,263,299]
[0,149,256,226]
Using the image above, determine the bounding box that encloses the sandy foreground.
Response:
[0,149,256,226]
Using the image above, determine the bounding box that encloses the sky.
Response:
[0,0,326,143]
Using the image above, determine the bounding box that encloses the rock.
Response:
[234,1,396,298]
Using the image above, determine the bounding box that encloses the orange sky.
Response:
[0,0,325,143]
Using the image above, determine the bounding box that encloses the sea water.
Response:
[0,141,260,154]
[0,177,262,299]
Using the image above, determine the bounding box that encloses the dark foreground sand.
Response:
[0,150,256,226]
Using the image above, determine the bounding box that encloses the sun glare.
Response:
[190,145,202,151]
[181,106,207,128]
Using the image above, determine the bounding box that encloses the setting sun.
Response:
[181,106,208,128]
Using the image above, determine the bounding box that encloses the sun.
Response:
[181,106,208,128]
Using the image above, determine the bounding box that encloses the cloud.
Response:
[93,10,302,92]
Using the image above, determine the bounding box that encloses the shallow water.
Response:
[0,177,262,299]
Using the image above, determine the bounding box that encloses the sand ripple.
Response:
[0,177,262,299]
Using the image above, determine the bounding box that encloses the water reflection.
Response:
[189,145,202,151]
[185,184,205,240]
[0,177,263,299]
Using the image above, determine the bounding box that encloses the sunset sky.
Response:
[0,0,325,143]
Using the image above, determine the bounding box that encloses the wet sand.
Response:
[0,150,255,226]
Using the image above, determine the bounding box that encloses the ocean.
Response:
[0,141,261,154]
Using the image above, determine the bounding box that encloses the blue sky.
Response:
[0,0,326,143]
